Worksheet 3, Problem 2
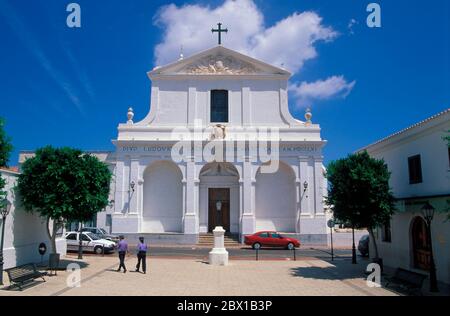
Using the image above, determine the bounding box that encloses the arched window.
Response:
[210,90,229,123]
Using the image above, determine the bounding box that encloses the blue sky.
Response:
[1,0,449,166]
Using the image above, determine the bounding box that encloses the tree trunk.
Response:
[368,227,379,260]
[47,217,59,254]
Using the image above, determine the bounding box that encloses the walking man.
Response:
[135,237,148,274]
[117,235,128,273]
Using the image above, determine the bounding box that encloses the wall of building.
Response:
[366,116,449,198]
[372,203,450,285]
[365,111,450,284]
[1,170,66,270]
[149,78,290,127]
[142,161,183,233]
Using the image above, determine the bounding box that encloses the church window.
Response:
[408,155,423,184]
[210,90,229,123]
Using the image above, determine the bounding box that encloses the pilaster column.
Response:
[184,159,198,234]
[128,158,140,214]
[242,86,251,126]
[314,156,325,215]
[114,160,125,214]
[187,86,197,126]
[241,160,255,235]
[295,178,302,233]
[299,156,311,217]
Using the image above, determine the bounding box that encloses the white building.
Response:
[360,109,450,284]
[20,45,329,244]
[0,169,66,270]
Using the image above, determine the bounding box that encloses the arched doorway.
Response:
[411,216,431,271]
[255,162,296,232]
[142,161,183,233]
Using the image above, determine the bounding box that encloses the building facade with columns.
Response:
[19,45,329,244]
[110,45,328,244]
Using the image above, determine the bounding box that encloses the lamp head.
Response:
[1,200,12,218]
[421,202,435,222]
[303,181,309,190]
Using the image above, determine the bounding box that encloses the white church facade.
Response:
[110,45,328,244]
[19,45,329,244]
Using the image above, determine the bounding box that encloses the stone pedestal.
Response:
[209,226,229,266]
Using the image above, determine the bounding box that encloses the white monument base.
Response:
[209,226,229,266]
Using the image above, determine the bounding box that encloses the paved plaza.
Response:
[0,254,398,296]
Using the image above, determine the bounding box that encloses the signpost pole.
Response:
[327,219,335,262]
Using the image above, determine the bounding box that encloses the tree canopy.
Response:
[0,118,13,168]
[326,152,396,258]
[326,151,395,228]
[17,146,112,253]
[0,117,13,208]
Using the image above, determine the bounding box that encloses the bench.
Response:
[5,263,48,290]
[385,268,427,295]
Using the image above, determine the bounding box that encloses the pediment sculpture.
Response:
[181,55,259,75]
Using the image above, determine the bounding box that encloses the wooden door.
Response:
[208,188,230,232]
[412,217,431,271]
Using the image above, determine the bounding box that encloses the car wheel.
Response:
[287,242,295,250]
[252,242,261,250]
[94,246,104,255]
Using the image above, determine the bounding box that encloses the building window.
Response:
[448,147,450,168]
[408,155,423,184]
[210,90,229,123]
[381,221,392,242]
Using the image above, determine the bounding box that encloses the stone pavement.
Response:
[0,255,398,296]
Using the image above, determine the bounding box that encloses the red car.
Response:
[244,231,300,250]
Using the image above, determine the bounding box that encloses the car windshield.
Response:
[99,228,107,235]
[86,233,100,240]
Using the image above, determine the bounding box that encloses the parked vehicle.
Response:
[358,234,370,257]
[81,227,119,243]
[65,231,116,254]
[244,231,300,250]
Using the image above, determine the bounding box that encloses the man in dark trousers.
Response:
[117,235,128,273]
[135,237,148,274]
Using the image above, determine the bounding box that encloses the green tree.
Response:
[0,117,13,209]
[0,118,13,168]
[444,130,450,146]
[17,146,112,254]
[326,151,396,259]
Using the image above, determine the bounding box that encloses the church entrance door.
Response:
[208,188,230,232]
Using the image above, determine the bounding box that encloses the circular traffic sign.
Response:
[38,242,47,256]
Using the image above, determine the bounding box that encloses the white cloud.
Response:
[154,0,337,74]
[289,76,356,107]
[154,0,355,107]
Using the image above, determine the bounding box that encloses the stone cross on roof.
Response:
[211,23,228,45]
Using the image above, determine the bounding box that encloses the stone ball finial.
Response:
[305,107,312,125]
[127,107,134,124]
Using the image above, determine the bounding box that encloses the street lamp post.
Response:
[0,200,12,285]
[351,225,357,264]
[421,202,439,293]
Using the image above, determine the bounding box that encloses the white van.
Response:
[65,231,116,254]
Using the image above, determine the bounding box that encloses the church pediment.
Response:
[179,54,260,75]
[148,46,291,78]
